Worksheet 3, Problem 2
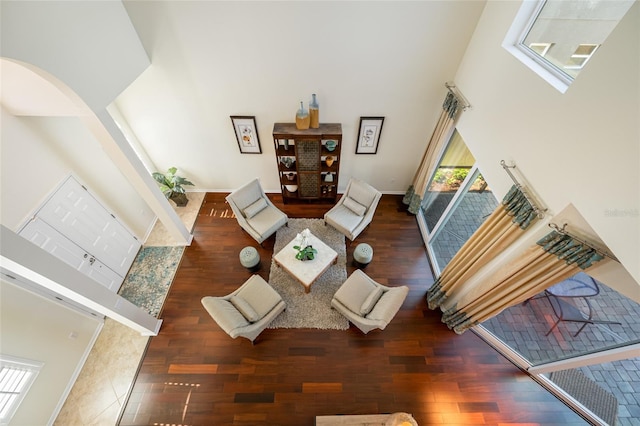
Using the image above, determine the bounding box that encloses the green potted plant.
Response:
[152,167,195,207]
[293,228,318,261]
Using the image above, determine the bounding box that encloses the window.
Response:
[0,356,42,424]
[529,42,553,57]
[563,43,599,70]
[418,130,498,274]
[503,0,635,93]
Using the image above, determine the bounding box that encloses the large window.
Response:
[503,0,635,92]
[0,355,42,424]
[418,130,498,275]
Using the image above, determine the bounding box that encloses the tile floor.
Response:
[53,193,204,426]
[482,284,640,425]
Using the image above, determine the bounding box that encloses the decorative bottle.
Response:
[295,101,310,130]
[309,94,319,128]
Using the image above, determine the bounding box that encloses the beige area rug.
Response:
[268,218,349,330]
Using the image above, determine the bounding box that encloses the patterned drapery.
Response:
[426,185,537,309]
[403,92,461,214]
[431,226,606,334]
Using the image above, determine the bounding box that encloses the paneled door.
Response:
[36,176,140,278]
[19,218,123,291]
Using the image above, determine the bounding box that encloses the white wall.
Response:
[0,279,102,426]
[116,1,487,193]
[454,2,640,293]
[0,107,155,238]
[1,1,150,111]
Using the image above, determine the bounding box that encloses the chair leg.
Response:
[545,320,561,336]
[573,322,591,337]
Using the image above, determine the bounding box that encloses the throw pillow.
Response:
[243,197,268,219]
[230,295,260,322]
[343,196,367,216]
[349,180,376,208]
[237,275,283,319]
[360,286,384,315]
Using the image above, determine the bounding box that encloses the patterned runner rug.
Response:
[268,218,349,330]
[118,246,185,318]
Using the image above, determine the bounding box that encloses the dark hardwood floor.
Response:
[119,193,587,426]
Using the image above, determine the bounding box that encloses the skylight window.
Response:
[503,0,635,93]
[0,356,42,424]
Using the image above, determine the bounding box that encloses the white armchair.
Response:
[324,178,382,242]
[201,274,286,343]
[331,270,409,334]
[226,178,288,245]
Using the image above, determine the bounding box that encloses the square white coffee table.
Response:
[273,231,338,293]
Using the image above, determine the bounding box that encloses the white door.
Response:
[19,218,123,291]
[37,176,141,277]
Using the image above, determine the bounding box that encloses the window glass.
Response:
[504,0,635,92]
[0,356,42,423]
[521,0,633,81]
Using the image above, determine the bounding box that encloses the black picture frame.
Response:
[355,117,384,154]
[231,116,262,154]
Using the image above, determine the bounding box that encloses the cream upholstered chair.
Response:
[201,275,286,343]
[324,178,382,242]
[226,178,288,245]
[331,269,408,334]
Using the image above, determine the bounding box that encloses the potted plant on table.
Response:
[152,167,195,207]
[293,228,318,261]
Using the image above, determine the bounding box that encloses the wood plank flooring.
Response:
[118,193,587,425]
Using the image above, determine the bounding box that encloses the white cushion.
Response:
[201,297,250,332]
[230,295,260,322]
[325,205,363,234]
[333,272,377,315]
[348,180,377,208]
[243,197,268,219]
[343,196,367,216]
[236,275,283,319]
[360,286,384,315]
[367,286,408,322]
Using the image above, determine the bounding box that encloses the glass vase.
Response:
[295,101,310,130]
[309,93,319,128]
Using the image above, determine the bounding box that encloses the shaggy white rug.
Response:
[268,218,349,330]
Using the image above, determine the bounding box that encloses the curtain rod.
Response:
[548,222,620,263]
[445,82,471,111]
[500,160,547,219]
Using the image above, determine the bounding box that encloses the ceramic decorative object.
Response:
[283,139,290,150]
[281,157,294,168]
[286,172,295,181]
[325,140,337,151]
[309,94,319,129]
[325,156,334,167]
[295,101,310,130]
[324,172,333,183]
[285,184,298,192]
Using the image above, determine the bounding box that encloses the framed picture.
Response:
[231,116,262,154]
[356,116,384,154]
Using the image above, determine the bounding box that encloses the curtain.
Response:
[436,229,606,334]
[403,92,460,214]
[427,185,538,309]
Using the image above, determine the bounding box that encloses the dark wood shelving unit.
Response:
[272,123,342,204]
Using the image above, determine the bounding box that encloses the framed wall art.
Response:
[231,116,262,154]
[356,116,384,154]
